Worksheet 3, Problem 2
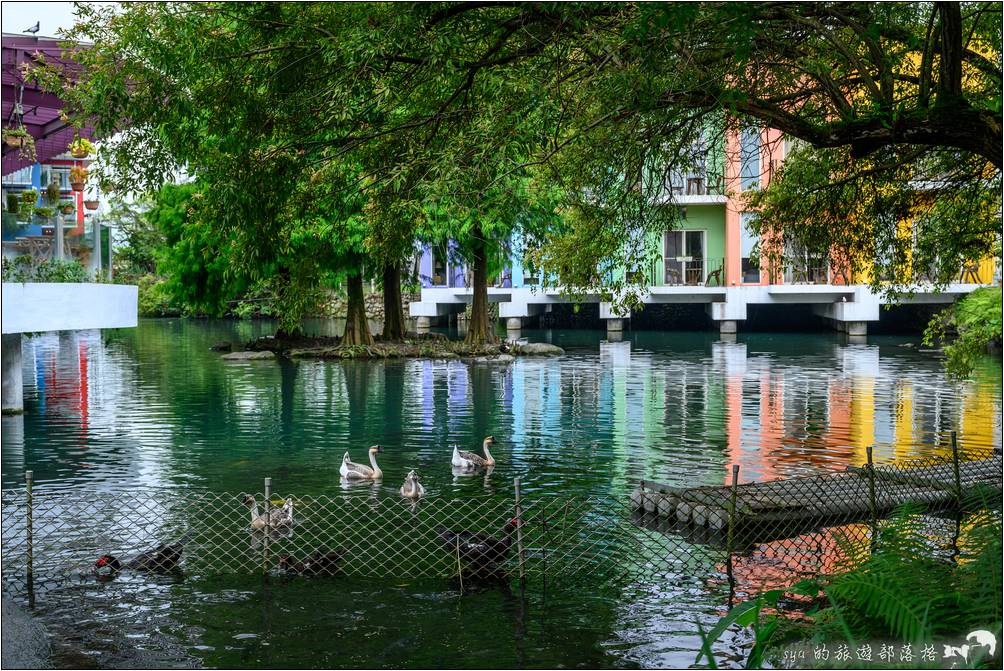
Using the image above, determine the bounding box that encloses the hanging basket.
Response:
[70,180,85,192]
[84,200,99,211]
[4,135,25,148]
[70,147,89,159]
[60,205,75,215]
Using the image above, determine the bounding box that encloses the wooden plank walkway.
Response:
[631,454,1003,541]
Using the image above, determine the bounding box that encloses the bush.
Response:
[1,256,90,283]
[924,287,1003,378]
[136,274,182,317]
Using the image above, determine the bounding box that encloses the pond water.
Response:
[1,319,1000,668]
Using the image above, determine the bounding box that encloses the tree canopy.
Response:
[40,2,1002,326]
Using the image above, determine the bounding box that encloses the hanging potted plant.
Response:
[68,136,95,159]
[2,127,36,162]
[59,200,75,215]
[19,189,38,210]
[6,193,20,215]
[69,165,88,191]
[46,180,61,206]
[84,199,99,211]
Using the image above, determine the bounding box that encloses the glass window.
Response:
[740,212,760,282]
[740,129,760,191]
[431,243,447,285]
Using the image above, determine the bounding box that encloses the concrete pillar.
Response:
[606,318,625,332]
[106,225,113,281]
[415,316,431,331]
[90,218,102,278]
[845,321,867,337]
[2,333,24,414]
[505,317,521,341]
[719,320,738,334]
[54,213,65,261]
[606,330,624,342]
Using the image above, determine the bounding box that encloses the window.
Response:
[785,240,829,284]
[664,230,706,285]
[740,129,760,191]
[740,212,760,282]
[431,243,448,285]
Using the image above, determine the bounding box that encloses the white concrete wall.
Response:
[1,282,138,334]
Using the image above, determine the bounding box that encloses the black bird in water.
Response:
[94,531,192,577]
[277,548,344,576]
[437,518,519,572]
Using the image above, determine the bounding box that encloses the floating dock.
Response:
[631,454,1003,539]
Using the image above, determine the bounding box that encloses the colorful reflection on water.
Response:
[0,321,999,668]
[2,324,1000,494]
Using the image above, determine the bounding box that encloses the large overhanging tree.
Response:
[188,1,996,299]
[44,2,1001,327]
[37,4,421,339]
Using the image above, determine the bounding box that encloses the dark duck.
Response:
[94,531,192,577]
[277,548,344,576]
[437,518,519,573]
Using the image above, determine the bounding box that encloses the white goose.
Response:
[242,494,294,531]
[451,436,496,469]
[399,469,426,500]
[340,445,384,480]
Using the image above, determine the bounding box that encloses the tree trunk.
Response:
[343,271,373,346]
[381,261,405,341]
[464,227,495,346]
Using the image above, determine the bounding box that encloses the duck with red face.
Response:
[93,532,191,578]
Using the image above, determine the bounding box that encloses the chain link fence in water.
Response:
[2,434,999,602]
[1,480,690,593]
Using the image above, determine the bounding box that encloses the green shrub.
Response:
[925,287,1003,378]
[1,256,89,283]
[136,274,182,317]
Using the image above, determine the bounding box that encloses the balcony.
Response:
[660,257,725,286]
[656,170,728,205]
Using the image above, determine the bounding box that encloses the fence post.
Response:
[263,477,271,577]
[25,470,34,603]
[726,464,739,607]
[514,477,526,590]
[866,446,877,550]
[950,431,963,503]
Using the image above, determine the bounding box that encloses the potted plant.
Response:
[84,199,99,211]
[69,165,88,191]
[68,136,95,159]
[59,200,75,215]
[32,206,55,223]
[19,189,38,210]
[2,127,36,162]
[46,180,61,206]
[6,193,20,215]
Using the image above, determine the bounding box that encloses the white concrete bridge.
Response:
[409,282,988,336]
[1,282,138,413]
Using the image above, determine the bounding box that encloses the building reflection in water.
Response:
[10,329,1001,493]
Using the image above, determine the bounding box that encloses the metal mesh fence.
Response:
[2,435,999,601]
[0,483,692,594]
